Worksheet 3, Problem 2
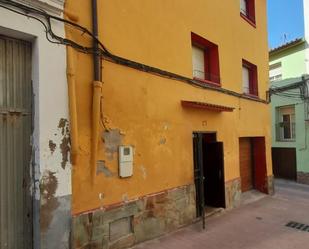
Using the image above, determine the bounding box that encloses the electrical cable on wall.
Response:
[0,0,269,105]
[270,82,306,100]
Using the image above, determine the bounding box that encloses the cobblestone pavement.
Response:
[134,179,309,249]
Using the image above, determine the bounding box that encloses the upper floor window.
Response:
[240,0,256,26]
[191,33,220,85]
[276,106,295,141]
[242,59,258,96]
[269,63,282,82]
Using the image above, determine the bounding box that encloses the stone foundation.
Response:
[41,195,72,249]
[225,178,241,209]
[297,172,309,185]
[267,175,274,195]
[72,185,196,249]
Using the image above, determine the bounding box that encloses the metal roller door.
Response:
[0,35,33,249]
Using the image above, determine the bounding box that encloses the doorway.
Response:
[193,132,226,220]
[272,147,297,181]
[0,35,33,248]
[239,137,268,194]
[239,138,254,192]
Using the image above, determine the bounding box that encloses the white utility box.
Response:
[118,145,133,178]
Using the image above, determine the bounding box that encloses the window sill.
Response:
[240,13,256,28]
[276,139,296,142]
[242,92,259,99]
[193,77,221,87]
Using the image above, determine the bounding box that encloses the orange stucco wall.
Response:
[65,0,271,215]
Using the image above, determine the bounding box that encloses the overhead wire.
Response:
[0,0,269,105]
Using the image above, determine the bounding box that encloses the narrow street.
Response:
[134,180,309,249]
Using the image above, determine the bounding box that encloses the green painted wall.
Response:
[269,42,307,79]
[270,78,309,173]
[270,41,309,174]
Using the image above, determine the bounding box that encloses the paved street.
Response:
[134,179,309,249]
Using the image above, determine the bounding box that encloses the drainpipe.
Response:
[67,45,79,165]
[91,0,103,184]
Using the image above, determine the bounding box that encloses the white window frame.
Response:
[278,106,295,141]
[242,65,250,94]
[240,0,247,16]
[269,63,282,82]
[192,45,205,79]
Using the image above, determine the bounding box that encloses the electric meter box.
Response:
[118,145,133,178]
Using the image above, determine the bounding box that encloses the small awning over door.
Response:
[181,100,234,112]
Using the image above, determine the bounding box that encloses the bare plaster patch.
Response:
[40,170,59,233]
[102,129,124,160]
[96,160,114,177]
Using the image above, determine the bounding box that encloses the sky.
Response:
[267,0,304,49]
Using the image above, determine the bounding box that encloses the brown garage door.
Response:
[272,148,296,181]
[239,138,253,192]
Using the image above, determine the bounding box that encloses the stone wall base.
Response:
[297,172,309,185]
[41,195,72,249]
[225,178,241,209]
[224,175,274,209]
[72,176,275,249]
[72,185,196,249]
[267,175,275,195]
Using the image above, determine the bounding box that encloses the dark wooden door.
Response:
[204,142,225,208]
[253,137,268,194]
[193,133,205,228]
[272,147,296,181]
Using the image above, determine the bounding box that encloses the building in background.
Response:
[0,0,272,249]
[269,0,309,185]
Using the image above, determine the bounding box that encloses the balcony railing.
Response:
[276,122,296,141]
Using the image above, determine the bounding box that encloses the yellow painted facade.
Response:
[64,0,271,215]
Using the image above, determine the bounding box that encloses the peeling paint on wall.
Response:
[49,140,56,154]
[40,170,59,233]
[102,129,124,160]
[58,118,69,136]
[60,136,70,170]
[58,118,71,169]
[96,160,114,177]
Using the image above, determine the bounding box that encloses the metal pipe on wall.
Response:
[67,46,79,165]
[91,0,103,184]
[91,0,101,81]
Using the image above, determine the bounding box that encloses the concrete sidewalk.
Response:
[133,179,309,249]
